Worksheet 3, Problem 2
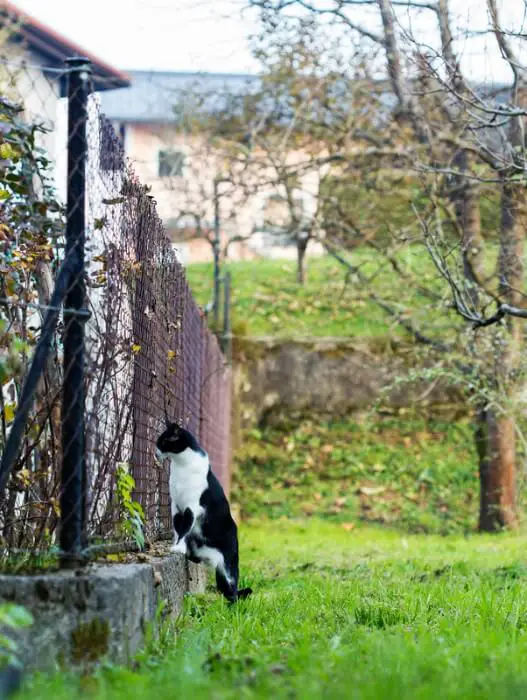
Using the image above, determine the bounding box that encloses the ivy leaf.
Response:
[0,604,33,629]
[3,403,15,423]
[0,143,16,160]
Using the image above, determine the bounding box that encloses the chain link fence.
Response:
[0,53,232,560]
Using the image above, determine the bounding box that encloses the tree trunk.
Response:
[453,171,522,532]
[477,409,517,531]
[296,239,307,285]
[498,179,525,336]
[434,0,513,532]
[477,178,526,532]
[460,172,483,301]
[450,150,484,304]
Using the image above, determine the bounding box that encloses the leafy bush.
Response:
[0,96,65,548]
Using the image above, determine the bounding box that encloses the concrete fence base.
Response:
[0,552,207,671]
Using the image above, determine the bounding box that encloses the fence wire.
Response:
[0,54,232,554]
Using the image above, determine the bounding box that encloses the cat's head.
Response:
[156,422,203,458]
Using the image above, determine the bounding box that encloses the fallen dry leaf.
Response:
[358,486,386,497]
[269,664,287,675]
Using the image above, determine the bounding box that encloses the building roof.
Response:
[99,70,260,123]
[2,2,130,91]
[97,66,515,130]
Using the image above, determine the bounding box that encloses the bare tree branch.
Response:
[487,0,524,88]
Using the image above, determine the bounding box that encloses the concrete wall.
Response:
[234,337,466,430]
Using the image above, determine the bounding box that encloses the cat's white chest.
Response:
[168,447,208,520]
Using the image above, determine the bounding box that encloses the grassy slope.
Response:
[185,251,458,339]
[233,415,482,535]
[24,520,527,700]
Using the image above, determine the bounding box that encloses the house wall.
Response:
[1,45,68,201]
[119,122,325,264]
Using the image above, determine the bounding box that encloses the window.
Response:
[158,149,185,177]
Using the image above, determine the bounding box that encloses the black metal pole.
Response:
[222,271,232,364]
[0,260,74,496]
[213,177,221,331]
[59,57,91,567]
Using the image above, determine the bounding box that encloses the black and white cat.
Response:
[156,422,252,604]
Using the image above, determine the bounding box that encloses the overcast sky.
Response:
[14,0,261,73]
[12,0,527,84]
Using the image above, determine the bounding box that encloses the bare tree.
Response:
[247,0,527,530]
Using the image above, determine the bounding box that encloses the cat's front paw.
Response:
[170,540,187,554]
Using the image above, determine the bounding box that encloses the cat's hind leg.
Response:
[216,556,252,603]
[215,565,240,603]
[190,542,253,603]
[186,535,204,564]
[188,543,237,601]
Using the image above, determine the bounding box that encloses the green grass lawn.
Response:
[233,415,484,535]
[23,519,527,699]
[185,250,460,339]
[19,413,527,699]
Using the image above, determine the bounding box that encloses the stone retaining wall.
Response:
[0,551,207,671]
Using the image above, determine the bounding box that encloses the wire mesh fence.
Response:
[0,53,232,560]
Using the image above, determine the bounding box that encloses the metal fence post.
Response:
[59,57,91,567]
[213,177,221,331]
[222,271,232,364]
